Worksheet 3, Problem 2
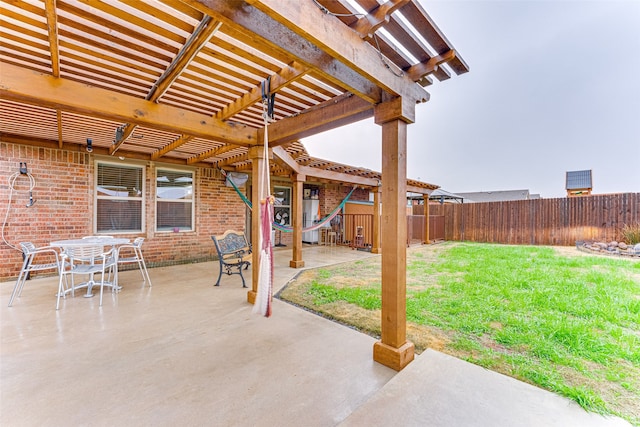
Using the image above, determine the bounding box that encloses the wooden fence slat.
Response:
[438,193,640,246]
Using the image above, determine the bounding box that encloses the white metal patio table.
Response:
[50,237,130,298]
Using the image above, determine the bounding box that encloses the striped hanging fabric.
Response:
[252,79,275,317]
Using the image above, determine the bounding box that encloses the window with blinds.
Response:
[156,168,194,231]
[96,162,144,233]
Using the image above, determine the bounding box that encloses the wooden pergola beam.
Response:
[151,135,194,160]
[0,62,258,146]
[402,0,470,75]
[245,0,430,103]
[271,146,300,174]
[406,50,456,82]
[148,16,222,103]
[216,61,308,121]
[406,185,432,194]
[187,143,239,164]
[299,165,378,188]
[55,109,63,148]
[183,0,384,104]
[111,15,221,155]
[352,0,410,41]
[43,0,60,77]
[265,93,377,147]
[216,153,250,168]
[110,123,138,155]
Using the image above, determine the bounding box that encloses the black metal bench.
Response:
[211,230,251,287]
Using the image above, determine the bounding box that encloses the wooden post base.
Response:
[371,247,381,254]
[247,290,256,304]
[289,259,305,268]
[373,340,415,371]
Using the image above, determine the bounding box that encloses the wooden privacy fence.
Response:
[337,214,373,249]
[407,215,445,244]
[428,193,640,246]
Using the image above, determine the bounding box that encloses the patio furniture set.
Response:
[8,237,151,310]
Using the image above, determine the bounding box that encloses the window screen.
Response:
[156,169,194,231]
[96,162,144,232]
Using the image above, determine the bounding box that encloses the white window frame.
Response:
[95,160,145,234]
[155,167,195,232]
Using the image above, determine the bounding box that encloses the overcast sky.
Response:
[303,0,640,199]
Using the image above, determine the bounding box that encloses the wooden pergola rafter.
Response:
[0,0,467,371]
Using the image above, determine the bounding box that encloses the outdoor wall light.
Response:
[86,138,93,153]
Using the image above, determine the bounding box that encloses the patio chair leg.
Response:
[8,266,28,307]
[141,261,152,286]
[99,265,112,306]
[238,264,247,288]
[136,259,145,281]
[137,250,152,286]
[99,276,104,306]
[56,272,65,310]
[215,264,223,287]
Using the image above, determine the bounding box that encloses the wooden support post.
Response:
[247,146,269,304]
[371,187,381,254]
[372,97,415,371]
[290,174,305,268]
[423,194,431,244]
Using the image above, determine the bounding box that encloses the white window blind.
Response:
[96,162,144,233]
[156,168,194,231]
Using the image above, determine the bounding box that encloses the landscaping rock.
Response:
[576,240,640,257]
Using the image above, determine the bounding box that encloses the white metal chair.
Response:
[8,242,63,307]
[79,236,114,264]
[58,244,117,309]
[116,237,152,286]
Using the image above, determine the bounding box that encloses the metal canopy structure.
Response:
[0,0,467,371]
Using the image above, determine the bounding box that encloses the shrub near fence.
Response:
[428,193,640,246]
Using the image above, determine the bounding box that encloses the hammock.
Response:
[272,187,355,233]
[253,196,273,317]
[222,168,356,233]
[252,78,275,318]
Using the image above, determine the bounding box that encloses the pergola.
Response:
[0,0,467,370]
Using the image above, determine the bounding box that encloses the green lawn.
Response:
[278,242,640,425]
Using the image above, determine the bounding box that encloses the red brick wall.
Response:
[0,143,246,281]
[320,186,370,217]
[1,142,375,281]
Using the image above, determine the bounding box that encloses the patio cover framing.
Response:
[0,0,467,370]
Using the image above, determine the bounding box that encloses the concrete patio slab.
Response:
[340,349,631,427]
[1,245,632,426]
